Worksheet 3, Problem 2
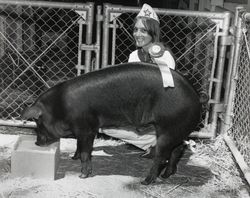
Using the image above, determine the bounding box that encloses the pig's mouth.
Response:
[35,139,58,146]
[35,134,59,146]
[35,138,59,146]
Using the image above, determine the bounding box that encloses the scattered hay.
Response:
[133,135,248,198]
[190,135,247,195]
[0,133,248,197]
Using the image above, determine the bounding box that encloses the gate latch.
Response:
[216,33,234,45]
[214,103,225,113]
[221,35,234,45]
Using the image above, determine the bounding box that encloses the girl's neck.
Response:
[142,43,152,53]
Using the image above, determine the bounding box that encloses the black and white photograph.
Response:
[0,0,249,197]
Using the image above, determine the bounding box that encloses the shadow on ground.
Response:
[56,144,213,187]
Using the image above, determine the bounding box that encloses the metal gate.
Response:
[0,0,99,126]
[102,4,232,138]
[223,6,250,185]
[0,1,233,140]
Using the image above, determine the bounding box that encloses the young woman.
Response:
[101,4,176,157]
[128,4,175,71]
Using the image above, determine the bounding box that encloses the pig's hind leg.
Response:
[142,126,175,185]
[160,143,186,179]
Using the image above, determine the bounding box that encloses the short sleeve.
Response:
[128,50,140,63]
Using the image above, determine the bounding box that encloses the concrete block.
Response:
[11,135,60,180]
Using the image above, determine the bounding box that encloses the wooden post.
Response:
[189,0,199,10]
[198,0,211,11]
[210,0,224,11]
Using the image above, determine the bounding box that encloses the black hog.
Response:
[22,62,205,185]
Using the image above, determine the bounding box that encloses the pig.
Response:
[21,62,206,185]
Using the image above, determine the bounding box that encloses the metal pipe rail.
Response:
[0,0,89,9]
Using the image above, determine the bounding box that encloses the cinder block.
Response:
[11,135,60,180]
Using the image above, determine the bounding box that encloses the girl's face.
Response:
[133,18,153,51]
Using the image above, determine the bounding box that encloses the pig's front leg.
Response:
[75,132,96,178]
[79,151,93,178]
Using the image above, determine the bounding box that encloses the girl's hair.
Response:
[134,16,161,42]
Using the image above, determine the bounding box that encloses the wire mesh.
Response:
[228,16,250,167]
[0,2,88,120]
[0,2,231,137]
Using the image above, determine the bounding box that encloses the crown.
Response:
[137,4,159,23]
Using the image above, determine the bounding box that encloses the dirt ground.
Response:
[0,127,249,198]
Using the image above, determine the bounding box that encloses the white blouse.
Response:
[128,50,175,87]
[128,50,176,70]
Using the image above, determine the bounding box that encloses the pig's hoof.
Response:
[141,180,150,185]
[79,173,89,179]
[160,172,171,179]
[160,167,177,179]
[159,175,169,181]
[141,176,156,185]
[71,155,80,160]
[71,153,80,160]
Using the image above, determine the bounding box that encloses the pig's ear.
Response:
[21,105,42,120]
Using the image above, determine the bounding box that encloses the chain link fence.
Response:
[0,1,234,140]
[102,5,232,137]
[0,0,94,122]
[230,17,250,166]
[224,7,250,185]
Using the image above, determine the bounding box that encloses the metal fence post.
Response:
[223,6,250,186]
[94,5,102,70]
[209,11,231,137]
[222,7,244,135]
[102,3,110,67]
[84,2,94,73]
